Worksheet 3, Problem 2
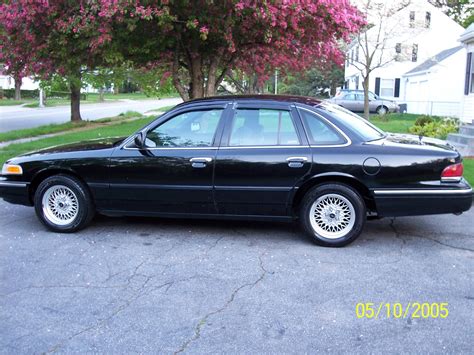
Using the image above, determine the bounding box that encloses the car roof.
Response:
[175,95,322,107]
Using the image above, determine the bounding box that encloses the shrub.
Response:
[409,118,459,139]
[414,115,434,127]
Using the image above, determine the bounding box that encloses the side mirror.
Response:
[134,131,146,148]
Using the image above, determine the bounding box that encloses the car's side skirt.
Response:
[98,210,294,223]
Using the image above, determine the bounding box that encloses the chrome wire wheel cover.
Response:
[42,185,79,226]
[309,193,356,239]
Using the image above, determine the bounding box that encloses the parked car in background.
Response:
[327,89,399,115]
[0,95,471,247]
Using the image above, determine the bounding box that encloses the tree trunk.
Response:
[69,78,82,122]
[190,56,204,99]
[363,75,370,120]
[330,80,338,97]
[14,76,22,101]
[98,88,105,102]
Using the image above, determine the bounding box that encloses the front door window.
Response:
[146,109,223,148]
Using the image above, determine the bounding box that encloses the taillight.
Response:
[441,163,463,182]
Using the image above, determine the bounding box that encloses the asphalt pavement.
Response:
[0,200,473,353]
[0,98,182,132]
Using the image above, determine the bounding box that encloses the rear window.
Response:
[299,110,346,145]
[317,103,385,142]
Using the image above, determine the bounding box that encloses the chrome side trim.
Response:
[0,181,28,187]
[219,145,307,149]
[373,188,473,195]
[297,107,352,148]
[123,146,219,150]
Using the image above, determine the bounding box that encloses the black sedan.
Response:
[0,95,472,247]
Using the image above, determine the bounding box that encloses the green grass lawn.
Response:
[0,116,155,164]
[0,99,31,106]
[0,111,143,143]
[463,159,474,186]
[369,113,416,134]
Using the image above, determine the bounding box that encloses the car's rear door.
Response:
[213,101,311,217]
[105,104,230,215]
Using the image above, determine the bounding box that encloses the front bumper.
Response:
[372,183,472,217]
[0,179,31,206]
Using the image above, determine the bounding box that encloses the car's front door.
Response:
[213,103,311,217]
[105,105,229,214]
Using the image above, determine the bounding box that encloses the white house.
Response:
[459,23,474,124]
[0,64,39,91]
[345,0,465,116]
[402,45,465,117]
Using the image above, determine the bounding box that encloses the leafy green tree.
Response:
[429,0,474,27]
[280,65,344,98]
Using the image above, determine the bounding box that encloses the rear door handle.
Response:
[286,156,308,168]
[190,157,213,168]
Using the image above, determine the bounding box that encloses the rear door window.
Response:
[228,109,300,146]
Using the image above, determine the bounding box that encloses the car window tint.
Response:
[146,109,223,147]
[229,109,299,146]
[343,94,355,100]
[355,94,365,101]
[300,110,346,145]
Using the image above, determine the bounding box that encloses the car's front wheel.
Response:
[34,175,95,233]
[376,105,388,115]
[300,183,366,247]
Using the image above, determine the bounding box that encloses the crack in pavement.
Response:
[173,253,269,354]
[389,218,473,252]
[407,233,474,252]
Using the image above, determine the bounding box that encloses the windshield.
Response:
[316,103,386,141]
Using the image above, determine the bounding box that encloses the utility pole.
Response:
[39,88,45,108]
[274,70,278,95]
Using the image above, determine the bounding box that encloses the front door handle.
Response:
[190,157,213,168]
[286,156,308,168]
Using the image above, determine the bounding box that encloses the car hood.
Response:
[18,137,126,158]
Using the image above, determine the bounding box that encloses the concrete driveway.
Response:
[0,199,473,353]
[0,98,182,132]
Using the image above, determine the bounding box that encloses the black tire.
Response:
[299,183,366,247]
[34,174,95,233]
[376,105,388,115]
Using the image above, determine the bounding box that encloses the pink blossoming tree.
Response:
[1,0,364,120]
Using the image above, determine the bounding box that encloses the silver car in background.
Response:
[327,90,399,115]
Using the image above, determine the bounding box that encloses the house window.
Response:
[425,12,431,28]
[380,79,395,97]
[468,53,474,94]
[355,47,359,62]
[409,11,415,28]
[355,76,359,90]
[351,50,354,64]
[412,44,418,62]
[471,54,474,93]
[395,43,401,54]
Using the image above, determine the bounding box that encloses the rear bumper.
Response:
[373,185,473,217]
[0,180,31,206]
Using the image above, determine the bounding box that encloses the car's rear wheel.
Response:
[34,175,95,232]
[376,105,388,115]
[300,183,366,247]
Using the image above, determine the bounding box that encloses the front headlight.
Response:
[2,163,23,175]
